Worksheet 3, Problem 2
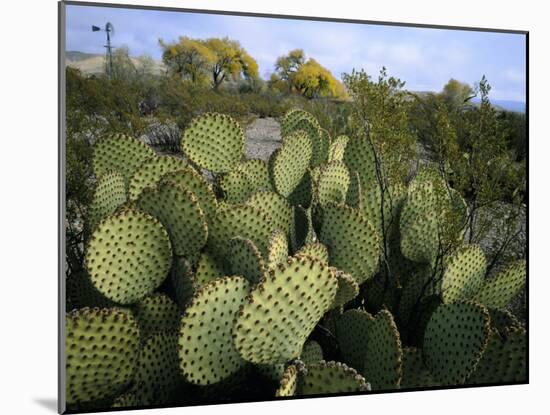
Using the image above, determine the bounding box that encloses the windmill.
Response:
[92,22,115,78]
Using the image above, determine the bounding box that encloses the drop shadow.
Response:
[34,398,57,413]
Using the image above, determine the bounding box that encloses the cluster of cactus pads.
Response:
[66,109,526,410]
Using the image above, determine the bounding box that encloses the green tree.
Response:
[343,67,416,181]
[272,50,346,99]
[110,46,137,81]
[274,49,305,92]
[204,37,259,89]
[159,36,215,85]
[440,78,475,109]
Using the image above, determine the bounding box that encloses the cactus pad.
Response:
[233,256,337,364]
[328,135,349,162]
[362,309,403,390]
[331,270,360,309]
[275,364,299,397]
[246,191,293,236]
[178,276,250,385]
[315,161,350,207]
[171,257,196,311]
[136,181,208,260]
[474,260,526,309]
[89,171,127,229]
[208,205,275,259]
[271,131,312,197]
[134,293,180,337]
[400,182,439,264]
[128,155,187,201]
[229,237,266,285]
[290,205,315,252]
[267,230,289,269]
[319,203,380,284]
[300,340,324,364]
[181,112,244,173]
[66,308,140,403]
[401,347,437,389]
[441,245,486,304]
[85,208,172,304]
[195,253,225,288]
[467,326,526,384]
[343,135,378,188]
[335,309,370,373]
[423,302,490,385]
[300,361,370,395]
[161,167,217,221]
[295,243,329,264]
[218,169,256,204]
[235,158,272,193]
[93,133,155,184]
[133,332,180,405]
[281,109,319,137]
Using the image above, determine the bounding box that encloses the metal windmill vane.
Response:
[92,22,115,78]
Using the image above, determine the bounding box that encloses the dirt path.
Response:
[244,117,281,161]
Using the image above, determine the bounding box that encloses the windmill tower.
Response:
[92,22,115,78]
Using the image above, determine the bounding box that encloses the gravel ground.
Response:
[244,117,281,161]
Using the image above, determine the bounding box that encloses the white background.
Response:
[0,0,546,414]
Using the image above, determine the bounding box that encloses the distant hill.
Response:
[485,99,526,113]
[65,50,165,75]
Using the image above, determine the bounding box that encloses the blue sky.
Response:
[66,4,526,102]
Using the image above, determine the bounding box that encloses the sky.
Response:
[65,4,527,102]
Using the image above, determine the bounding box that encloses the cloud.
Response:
[504,68,526,84]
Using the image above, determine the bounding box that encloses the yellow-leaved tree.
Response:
[270,49,347,99]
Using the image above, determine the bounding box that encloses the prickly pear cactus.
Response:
[315,161,350,207]
[271,131,313,197]
[474,260,526,309]
[319,203,380,284]
[134,293,180,337]
[228,237,266,285]
[66,308,140,404]
[85,208,172,304]
[299,361,370,395]
[233,256,337,364]
[68,107,526,408]
[295,242,329,264]
[335,309,370,373]
[266,230,289,269]
[160,167,218,221]
[246,191,293,236]
[89,171,127,229]
[362,310,403,390]
[343,134,378,189]
[194,252,225,287]
[133,332,180,405]
[136,181,208,260]
[331,270,359,309]
[92,133,155,185]
[300,340,324,364]
[275,364,299,397]
[328,135,349,162]
[208,205,275,259]
[218,168,256,204]
[178,276,250,385]
[401,347,437,389]
[423,302,490,385]
[181,112,244,173]
[235,158,272,192]
[128,155,187,201]
[441,245,486,304]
